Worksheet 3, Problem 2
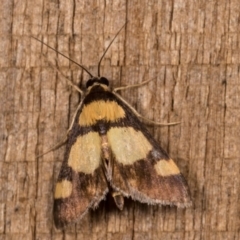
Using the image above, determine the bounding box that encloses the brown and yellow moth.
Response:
[34,25,191,229]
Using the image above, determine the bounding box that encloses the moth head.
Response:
[86,77,109,89]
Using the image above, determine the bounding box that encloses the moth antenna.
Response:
[97,22,127,77]
[31,36,93,78]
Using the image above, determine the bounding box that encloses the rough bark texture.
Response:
[1,0,240,239]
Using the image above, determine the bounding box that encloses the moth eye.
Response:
[99,77,109,86]
[86,79,95,88]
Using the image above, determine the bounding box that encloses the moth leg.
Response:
[43,51,87,130]
[111,191,124,210]
[138,116,181,126]
[113,92,180,126]
[36,136,68,158]
[36,70,83,158]
[113,77,156,92]
[67,99,84,131]
[45,57,87,131]
[36,97,83,158]
[45,57,83,94]
[36,52,86,158]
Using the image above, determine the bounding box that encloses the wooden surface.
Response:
[1,0,240,239]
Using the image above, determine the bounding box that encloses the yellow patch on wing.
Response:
[68,132,101,173]
[79,100,125,126]
[107,127,152,165]
[54,180,73,199]
[154,159,180,176]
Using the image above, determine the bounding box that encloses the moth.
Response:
[34,25,191,229]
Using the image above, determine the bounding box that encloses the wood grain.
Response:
[1,0,240,239]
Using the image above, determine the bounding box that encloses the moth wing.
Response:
[107,106,191,206]
[54,131,108,228]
